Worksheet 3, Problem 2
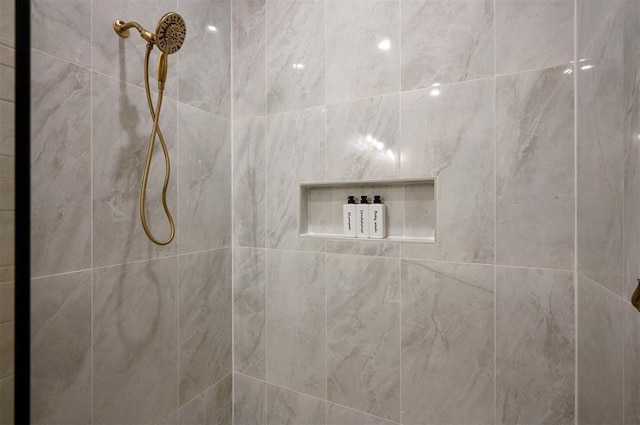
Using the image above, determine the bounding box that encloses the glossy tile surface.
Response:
[624,304,640,425]
[266,384,326,425]
[178,374,232,425]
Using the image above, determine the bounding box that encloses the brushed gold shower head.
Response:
[155,12,186,54]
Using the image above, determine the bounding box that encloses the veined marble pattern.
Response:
[266,0,325,114]
[496,267,575,424]
[327,254,400,421]
[179,374,232,425]
[234,248,266,379]
[266,107,325,252]
[266,384,326,425]
[401,260,494,424]
[179,248,232,405]
[495,0,573,75]
[32,0,91,67]
[624,304,640,424]
[31,272,92,425]
[178,0,231,118]
[400,78,494,264]
[266,250,326,398]
[234,374,266,425]
[577,0,622,56]
[577,274,623,424]
[326,94,400,181]
[93,257,178,425]
[92,72,177,267]
[233,0,266,119]
[157,411,178,425]
[31,50,91,277]
[496,66,574,270]
[0,100,14,156]
[326,0,399,104]
[177,103,231,253]
[233,117,266,248]
[327,403,396,425]
[401,0,493,90]
[326,240,399,258]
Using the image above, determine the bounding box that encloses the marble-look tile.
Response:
[266,384,326,425]
[577,2,624,295]
[578,0,621,57]
[577,274,623,424]
[92,72,177,267]
[31,51,91,277]
[401,260,494,424]
[234,374,266,425]
[0,52,13,102]
[32,0,91,67]
[326,0,399,104]
[496,66,574,269]
[179,374,232,425]
[233,117,266,248]
[0,101,14,156]
[401,0,493,90]
[624,303,640,425]
[327,255,400,421]
[327,403,396,425]
[177,103,231,253]
[266,0,325,113]
[178,0,231,118]
[266,107,325,252]
[326,94,400,180]
[400,78,494,263]
[496,267,575,424]
[495,0,573,75]
[179,248,232,405]
[233,0,266,119]
[92,0,178,99]
[234,248,266,379]
[31,271,92,425]
[0,375,13,425]
[0,0,14,47]
[267,250,326,398]
[93,257,178,424]
[0,214,13,284]
[326,240,399,258]
[0,157,12,211]
[0,283,12,323]
[0,323,11,378]
[157,411,178,425]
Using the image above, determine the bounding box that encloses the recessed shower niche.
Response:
[298,178,436,243]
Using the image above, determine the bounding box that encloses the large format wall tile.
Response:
[92,72,177,267]
[31,50,91,277]
[0,100,14,156]
[179,248,232,405]
[401,0,493,90]
[178,0,231,118]
[0,0,14,47]
[0,214,12,284]
[327,403,395,425]
[326,0,399,104]
[266,0,325,114]
[177,103,231,253]
[625,304,640,424]
[93,257,178,424]
[400,78,494,264]
[31,271,92,425]
[267,250,326,398]
[327,255,400,421]
[401,260,494,424]
[234,373,266,425]
[179,374,232,425]
[496,66,574,269]
[496,267,574,424]
[266,384,326,425]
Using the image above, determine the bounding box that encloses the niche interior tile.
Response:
[400,78,494,264]
[496,66,574,269]
[0,0,14,47]
[234,374,266,425]
[326,94,400,181]
[233,117,266,248]
[31,271,92,425]
[266,384,326,425]
[327,254,400,421]
[92,72,177,267]
[234,248,266,379]
[577,274,623,424]
[495,0,573,74]
[401,260,494,424]
[327,403,396,425]
[496,267,575,424]
[267,250,326,398]
[625,304,640,424]
[93,257,178,425]
[32,0,91,67]
[178,0,231,118]
[326,0,399,104]
[31,51,91,277]
[401,0,493,90]
[177,103,231,253]
[179,248,232,405]
[0,101,14,156]
[178,374,232,425]
[266,107,325,252]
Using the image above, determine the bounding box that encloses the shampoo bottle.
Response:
[369,195,386,239]
[343,196,357,237]
[357,195,370,238]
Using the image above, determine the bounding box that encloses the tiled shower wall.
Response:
[29,0,233,423]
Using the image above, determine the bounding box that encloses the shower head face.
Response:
[155,12,186,54]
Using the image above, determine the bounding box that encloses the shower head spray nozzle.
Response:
[155,12,186,55]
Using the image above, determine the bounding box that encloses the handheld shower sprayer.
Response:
[113,13,186,246]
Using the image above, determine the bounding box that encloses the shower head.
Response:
[155,12,186,54]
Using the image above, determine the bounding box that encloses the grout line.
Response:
[573,0,579,421]
[89,0,94,421]
[230,0,236,422]
[176,0,182,416]
[264,2,270,422]
[397,1,403,421]
[493,0,497,422]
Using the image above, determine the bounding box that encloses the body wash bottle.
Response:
[357,195,370,238]
[369,195,386,239]
[343,196,357,237]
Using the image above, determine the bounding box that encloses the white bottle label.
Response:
[343,204,356,237]
[356,205,370,238]
[369,204,386,239]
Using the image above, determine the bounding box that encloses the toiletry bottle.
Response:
[357,195,370,238]
[369,195,386,239]
[343,196,357,237]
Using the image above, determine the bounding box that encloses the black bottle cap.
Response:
[347,196,356,204]
[360,195,368,204]
[373,195,382,204]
